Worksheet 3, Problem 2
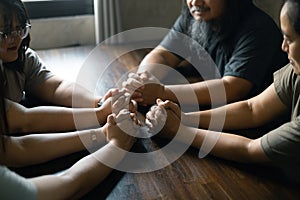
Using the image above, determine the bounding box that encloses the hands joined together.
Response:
[103,71,185,148]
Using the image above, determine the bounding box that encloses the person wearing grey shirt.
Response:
[144,0,300,181]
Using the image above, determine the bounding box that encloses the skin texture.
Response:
[1,90,137,199]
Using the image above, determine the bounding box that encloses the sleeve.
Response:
[23,49,54,92]
[0,165,37,200]
[261,116,300,163]
[159,15,185,48]
[159,15,191,60]
[273,64,295,108]
[223,22,284,89]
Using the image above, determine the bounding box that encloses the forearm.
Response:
[178,125,266,163]
[7,104,107,133]
[53,81,100,108]
[164,79,227,106]
[194,100,260,130]
[138,48,181,80]
[1,128,106,167]
[31,141,132,200]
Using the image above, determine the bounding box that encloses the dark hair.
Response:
[0,0,30,151]
[181,0,253,51]
[285,0,300,35]
[0,61,8,151]
[0,0,31,70]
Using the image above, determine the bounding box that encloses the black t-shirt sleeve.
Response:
[223,24,283,88]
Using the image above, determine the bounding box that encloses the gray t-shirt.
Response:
[160,3,288,98]
[261,64,300,180]
[3,48,54,103]
[0,165,37,199]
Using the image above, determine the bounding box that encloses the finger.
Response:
[123,77,143,89]
[163,100,180,115]
[128,72,142,81]
[130,92,144,103]
[107,114,117,125]
[112,95,126,109]
[111,90,126,103]
[115,109,131,123]
[129,100,138,113]
[141,71,160,84]
[156,98,163,105]
[101,88,115,102]
[139,71,149,81]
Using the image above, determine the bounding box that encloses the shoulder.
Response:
[24,48,41,61]
[23,48,45,70]
[273,64,299,107]
[274,64,297,85]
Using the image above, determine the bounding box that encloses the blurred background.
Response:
[23,0,284,50]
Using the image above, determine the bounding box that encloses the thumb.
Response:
[107,114,116,125]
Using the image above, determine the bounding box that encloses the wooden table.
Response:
[13,45,300,200]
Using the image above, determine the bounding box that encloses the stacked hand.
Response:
[103,89,142,149]
[122,71,165,106]
[145,99,183,139]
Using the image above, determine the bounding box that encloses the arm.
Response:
[163,75,253,105]
[190,125,269,163]
[30,141,130,200]
[181,84,288,130]
[31,75,101,108]
[30,114,135,200]
[126,72,253,106]
[137,46,183,80]
[6,99,111,133]
[148,100,269,163]
[0,128,106,167]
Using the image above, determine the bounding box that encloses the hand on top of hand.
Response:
[105,113,136,149]
[122,71,165,106]
[145,99,182,139]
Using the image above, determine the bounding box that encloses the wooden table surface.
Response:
[14,45,300,200]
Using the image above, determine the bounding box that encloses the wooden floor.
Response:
[15,45,300,199]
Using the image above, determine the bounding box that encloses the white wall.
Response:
[30,15,95,50]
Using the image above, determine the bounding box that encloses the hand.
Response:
[123,71,165,106]
[145,99,182,139]
[105,112,136,149]
[97,88,120,116]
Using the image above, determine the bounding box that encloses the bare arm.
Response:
[0,127,106,167]
[29,114,136,200]
[150,100,269,163]
[190,126,269,163]
[6,100,110,133]
[32,75,101,108]
[163,75,253,105]
[30,141,130,200]
[137,46,182,80]
[129,71,253,106]
[185,83,288,130]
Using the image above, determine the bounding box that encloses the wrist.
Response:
[96,107,107,125]
[183,113,200,127]
[110,137,136,150]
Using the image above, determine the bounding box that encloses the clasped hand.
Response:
[122,71,165,106]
